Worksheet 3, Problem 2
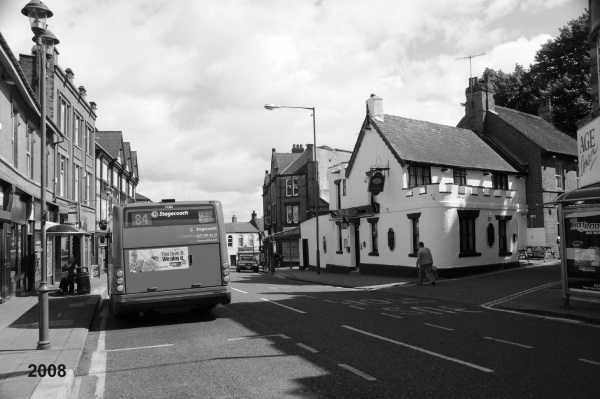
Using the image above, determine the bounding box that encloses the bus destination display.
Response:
[126,207,216,228]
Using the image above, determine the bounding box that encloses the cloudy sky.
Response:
[0,0,587,222]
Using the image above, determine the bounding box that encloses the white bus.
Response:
[108,200,231,317]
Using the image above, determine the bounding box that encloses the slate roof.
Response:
[283,150,308,174]
[96,131,123,160]
[371,115,517,173]
[494,106,577,156]
[274,153,301,173]
[225,222,260,234]
[135,193,152,202]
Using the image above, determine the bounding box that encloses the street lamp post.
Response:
[22,0,59,350]
[264,104,321,274]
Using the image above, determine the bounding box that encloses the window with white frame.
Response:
[286,177,299,197]
[59,156,66,197]
[227,235,233,247]
[286,204,299,224]
[102,160,109,181]
[238,235,243,246]
[86,172,92,202]
[74,113,81,146]
[555,163,564,190]
[249,235,254,247]
[27,126,34,178]
[121,176,126,193]
[12,107,19,168]
[74,165,80,202]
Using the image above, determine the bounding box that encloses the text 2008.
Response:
[27,364,66,377]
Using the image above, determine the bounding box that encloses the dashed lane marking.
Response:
[342,325,493,373]
[579,358,600,366]
[261,298,306,314]
[381,313,404,319]
[348,306,365,310]
[424,323,454,331]
[231,287,248,293]
[483,337,533,349]
[296,343,319,353]
[338,364,377,381]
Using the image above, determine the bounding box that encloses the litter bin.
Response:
[76,266,91,295]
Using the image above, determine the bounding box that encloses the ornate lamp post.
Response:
[21,0,59,350]
[264,104,321,274]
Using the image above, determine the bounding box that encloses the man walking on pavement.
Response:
[416,242,436,286]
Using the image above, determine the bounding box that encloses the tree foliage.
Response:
[483,10,591,136]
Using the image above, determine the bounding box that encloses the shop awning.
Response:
[546,184,600,205]
[46,223,91,236]
[269,227,300,240]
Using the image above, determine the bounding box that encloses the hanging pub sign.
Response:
[577,116,599,187]
[563,208,600,295]
[368,171,386,195]
[329,203,380,220]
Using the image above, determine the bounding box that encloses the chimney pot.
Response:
[366,94,384,122]
[65,68,74,80]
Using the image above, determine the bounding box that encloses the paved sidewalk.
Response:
[0,276,107,399]
[263,261,600,325]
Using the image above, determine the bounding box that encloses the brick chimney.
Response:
[65,68,74,81]
[366,94,384,122]
[292,144,304,153]
[232,215,237,223]
[463,77,495,134]
[538,97,553,123]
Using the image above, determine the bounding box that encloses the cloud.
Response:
[0,0,586,221]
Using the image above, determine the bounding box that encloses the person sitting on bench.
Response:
[56,258,77,295]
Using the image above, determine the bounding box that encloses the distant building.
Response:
[95,131,139,274]
[457,77,577,253]
[134,193,152,203]
[263,144,351,265]
[225,213,261,266]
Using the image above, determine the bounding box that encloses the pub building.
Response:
[301,95,527,276]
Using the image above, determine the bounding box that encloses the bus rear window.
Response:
[125,207,216,228]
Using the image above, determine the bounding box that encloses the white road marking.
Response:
[261,298,306,313]
[231,287,247,293]
[268,287,279,290]
[381,313,404,319]
[228,334,290,341]
[481,281,560,307]
[89,305,109,399]
[323,300,336,303]
[348,305,365,310]
[338,364,377,381]
[424,323,454,331]
[483,337,533,349]
[296,343,319,353]
[579,358,600,366]
[342,325,493,373]
[105,344,173,352]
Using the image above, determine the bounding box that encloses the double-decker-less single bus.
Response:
[108,200,231,317]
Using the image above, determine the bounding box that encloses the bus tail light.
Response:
[221,262,230,285]
[115,269,124,293]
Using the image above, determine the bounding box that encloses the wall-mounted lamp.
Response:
[483,172,491,176]
[341,216,349,229]
[441,168,449,172]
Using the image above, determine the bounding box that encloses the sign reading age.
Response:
[577,118,599,187]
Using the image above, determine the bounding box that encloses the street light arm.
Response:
[264,104,314,111]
